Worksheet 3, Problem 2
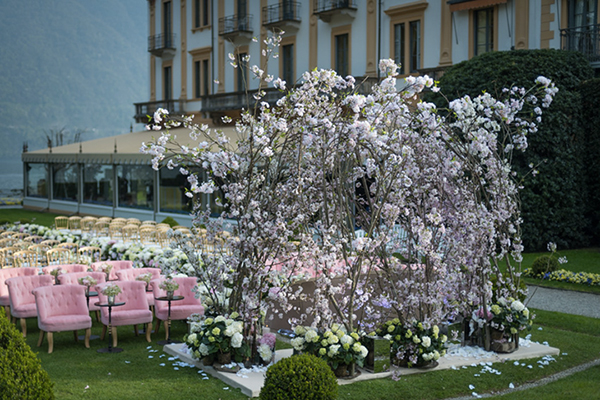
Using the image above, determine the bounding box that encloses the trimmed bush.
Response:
[160,216,179,227]
[531,255,560,277]
[427,49,594,251]
[260,354,338,400]
[0,310,54,399]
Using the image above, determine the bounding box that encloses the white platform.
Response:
[163,341,560,398]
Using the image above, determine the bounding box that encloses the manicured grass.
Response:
[15,308,600,399]
[0,209,60,228]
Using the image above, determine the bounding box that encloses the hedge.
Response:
[426,49,594,251]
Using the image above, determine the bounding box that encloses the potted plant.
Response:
[377,319,447,369]
[159,278,179,299]
[136,273,153,291]
[101,282,122,305]
[77,275,97,296]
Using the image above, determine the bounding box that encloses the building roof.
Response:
[22,126,239,164]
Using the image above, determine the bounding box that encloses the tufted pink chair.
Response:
[150,277,204,339]
[32,284,92,353]
[41,264,88,280]
[0,267,38,319]
[95,280,153,347]
[116,267,163,308]
[90,260,133,281]
[5,274,54,336]
[58,272,107,320]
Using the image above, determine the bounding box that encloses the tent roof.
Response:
[22,127,239,164]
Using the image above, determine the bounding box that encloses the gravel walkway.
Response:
[525,285,600,319]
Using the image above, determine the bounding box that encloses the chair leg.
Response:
[112,326,118,348]
[145,323,151,342]
[134,324,139,336]
[47,332,54,354]
[95,310,100,322]
[38,330,45,347]
[4,305,9,319]
[154,318,160,335]
[163,320,169,340]
[84,328,91,348]
[101,324,107,340]
[20,318,27,337]
[73,330,79,342]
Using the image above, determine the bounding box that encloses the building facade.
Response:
[22,0,599,222]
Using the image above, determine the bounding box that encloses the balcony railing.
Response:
[201,88,282,113]
[219,14,253,40]
[134,99,185,124]
[263,2,301,30]
[148,33,176,58]
[314,0,356,22]
[561,24,600,63]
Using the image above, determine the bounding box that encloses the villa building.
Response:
[22,0,600,224]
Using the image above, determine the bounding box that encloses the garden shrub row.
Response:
[426,49,594,251]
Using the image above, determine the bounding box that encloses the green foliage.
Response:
[577,78,600,245]
[160,217,179,228]
[531,255,560,276]
[0,311,54,399]
[427,49,594,251]
[260,354,339,400]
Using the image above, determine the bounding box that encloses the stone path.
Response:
[525,285,600,319]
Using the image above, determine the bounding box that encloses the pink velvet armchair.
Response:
[91,260,133,281]
[150,277,204,339]
[58,271,107,320]
[32,284,92,353]
[115,267,162,308]
[0,267,38,319]
[5,274,54,336]
[95,280,153,347]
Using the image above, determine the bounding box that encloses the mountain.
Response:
[0,0,149,162]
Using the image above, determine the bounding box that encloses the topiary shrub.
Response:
[531,255,560,277]
[0,310,54,399]
[426,49,594,251]
[260,354,338,400]
[160,216,179,227]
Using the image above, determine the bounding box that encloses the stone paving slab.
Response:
[526,285,600,319]
[163,342,560,398]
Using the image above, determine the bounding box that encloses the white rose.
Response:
[230,332,243,348]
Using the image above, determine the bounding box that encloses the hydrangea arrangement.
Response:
[158,278,179,293]
[376,319,447,368]
[136,273,153,290]
[97,263,113,280]
[185,313,248,362]
[257,332,277,364]
[291,324,368,370]
[77,275,97,288]
[49,267,63,278]
[101,282,122,297]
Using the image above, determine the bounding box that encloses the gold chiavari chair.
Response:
[13,241,31,250]
[23,235,44,244]
[122,225,140,243]
[93,221,109,237]
[46,248,72,266]
[56,243,79,262]
[81,217,98,233]
[156,223,171,230]
[40,239,61,247]
[54,216,69,230]
[0,246,19,268]
[126,218,141,226]
[13,250,40,268]
[68,216,82,230]
[0,231,16,238]
[28,243,51,266]
[77,246,102,265]
[108,223,125,241]
[139,226,158,245]
[112,217,127,225]
[0,238,16,248]
[11,233,30,240]
[141,220,157,226]
[98,217,113,223]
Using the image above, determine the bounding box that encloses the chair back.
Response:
[41,264,88,276]
[23,235,44,244]
[92,221,109,237]
[54,216,69,230]
[40,239,60,247]
[0,237,16,248]
[122,225,139,243]
[108,223,125,240]
[33,284,89,320]
[46,248,72,265]
[11,233,30,240]
[126,218,141,226]
[0,267,38,306]
[116,267,162,282]
[0,231,16,238]
[0,246,20,268]
[96,280,149,312]
[12,250,40,268]
[5,274,54,312]
[81,217,97,233]
[139,227,157,244]
[141,220,157,226]
[90,260,133,281]
[57,271,106,286]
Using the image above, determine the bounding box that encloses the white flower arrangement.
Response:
[101,282,122,297]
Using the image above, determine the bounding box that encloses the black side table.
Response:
[95,301,126,353]
[155,295,184,345]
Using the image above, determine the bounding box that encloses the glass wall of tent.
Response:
[52,163,78,202]
[117,165,154,210]
[83,164,114,206]
[26,163,48,198]
[159,167,195,214]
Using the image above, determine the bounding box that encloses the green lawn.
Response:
[14,308,599,399]
[0,208,60,228]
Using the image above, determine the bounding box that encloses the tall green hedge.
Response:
[578,78,600,244]
[0,311,54,399]
[426,49,594,251]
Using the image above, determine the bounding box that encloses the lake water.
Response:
[0,161,23,198]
